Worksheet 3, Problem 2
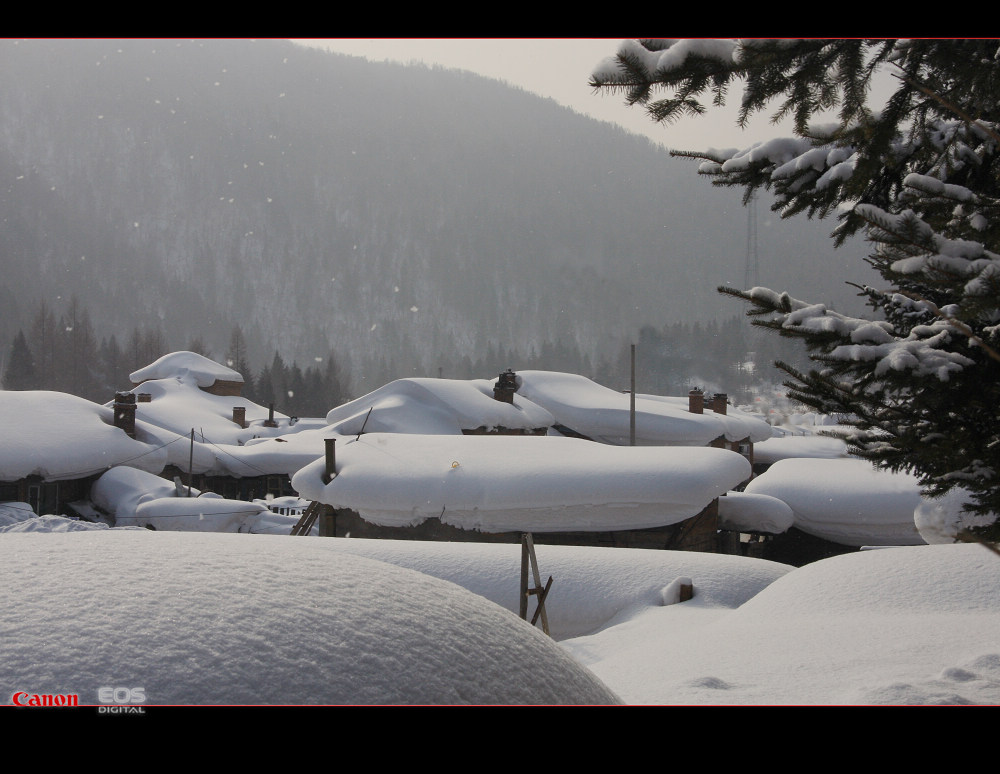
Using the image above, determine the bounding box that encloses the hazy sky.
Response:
[294,39,787,153]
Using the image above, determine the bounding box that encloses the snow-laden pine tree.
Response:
[592,39,1000,539]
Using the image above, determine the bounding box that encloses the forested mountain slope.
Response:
[0,39,868,392]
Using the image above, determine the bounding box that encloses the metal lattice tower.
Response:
[744,192,759,290]
[740,192,761,403]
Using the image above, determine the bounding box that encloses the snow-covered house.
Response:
[0,390,173,516]
[130,351,246,397]
[287,370,777,551]
[89,465,302,534]
[323,369,771,460]
[324,374,554,437]
[1,352,331,524]
[743,457,927,564]
[293,432,753,552]
[513,370,772,457]
[120,352,325,501]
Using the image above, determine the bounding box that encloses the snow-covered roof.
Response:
[129,351,243,389]
[223,426,341,477]
[745,458,926,546]
[292,432,751,533]
[514,370,772,446]
[324,377,554,435]
[717,491,795,534]
[752,434,850,465]
[123,366,320,448]
[0,391,169,481]
[90,465,298,533]
[0,531,621,704]
[91,465,179,521]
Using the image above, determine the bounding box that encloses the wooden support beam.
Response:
[519,532,552,636]
[529,575,554,627]
[290,500,324,536]
[519,535,529,620]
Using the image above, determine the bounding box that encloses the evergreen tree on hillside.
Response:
[186,336,213,360]
[592,39,1000,539]
[99,334,130,392]
[323,350,349,408]
[3,330,38,390]
[126,326,169,373]
[255,363,276,409]
[225,326,255,400]
[58,297,102,400]
[267,352,289,413]
[29,301,58,389]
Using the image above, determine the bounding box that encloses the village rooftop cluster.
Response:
[4,351,997,705]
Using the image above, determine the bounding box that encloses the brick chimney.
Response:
[493,369,517,404]
[113,392,137,439]
[712,393,728,415]
[232,406,247,428]
[688,388,704,415]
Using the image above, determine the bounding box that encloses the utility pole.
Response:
[630,343,636,446]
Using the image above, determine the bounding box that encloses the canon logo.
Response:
[12,691,79,707]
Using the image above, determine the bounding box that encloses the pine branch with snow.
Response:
[598,39,1000,539]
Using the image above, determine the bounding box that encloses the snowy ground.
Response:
[562,543,1000,704]
[2,522,998,705]
[0,531,618,705]
[3,363,998,704]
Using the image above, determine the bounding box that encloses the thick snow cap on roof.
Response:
[325,377,554,435]
[718,491,795,534]
[753,434,849,465]
[293,432,751,533]
[90,465,272,532]
[745,458,925,546]
[513,370,772,445]
[224,426,340,477]
[0,391,167,481]
[0,532,621,704]
[91,465,178,521]
[123,364,314,451]
[130,351,243,388]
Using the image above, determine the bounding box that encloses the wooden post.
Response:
[187,429,194,497]
[318,506,336,537]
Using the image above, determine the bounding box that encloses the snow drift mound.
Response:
[737,543,1000,616]
[0,532,620,705]
[307,538,794,640]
